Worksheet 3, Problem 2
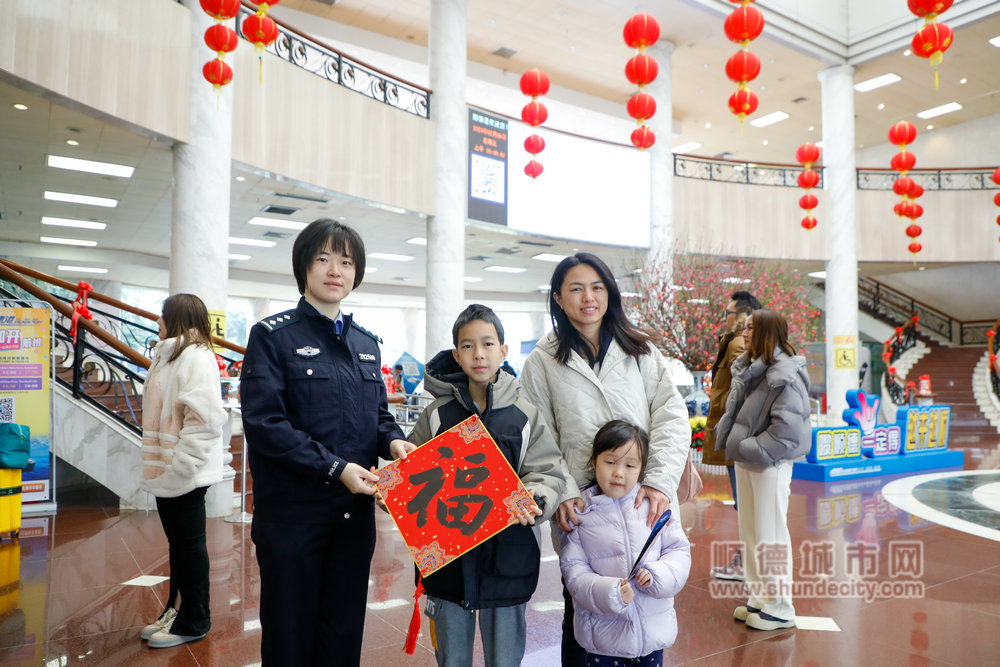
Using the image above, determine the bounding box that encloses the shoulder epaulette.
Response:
[351,321,383,344]
[258,309,299,332]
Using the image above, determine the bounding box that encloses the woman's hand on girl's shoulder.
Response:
[556,497,584,532]
[635,486,669,527]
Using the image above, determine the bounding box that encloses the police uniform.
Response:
[240,298,404,666]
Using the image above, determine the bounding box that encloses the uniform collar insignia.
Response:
[295,345,322,358]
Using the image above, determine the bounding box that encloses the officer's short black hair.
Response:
[730,290,763,314]
[452,304,505,347]
[292,218,366,294]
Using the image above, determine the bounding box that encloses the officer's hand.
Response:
[341,462,379,495]
[390,439,418,460]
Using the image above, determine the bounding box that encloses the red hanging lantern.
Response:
[909,203,924,220]
[242,14,279,50]
[728,89,758,121]
[801,216,818,231]
[723,6,765,45]
[795,142,820,168]
[202,59,233,89]
[912,22,953,88]
[909,182,924,200]
[993,192,1000,207]
[888,121,917,148]
[205,24,238,55]
[891,151,917,173]
[906,224,923,239]
[797,169,820,189]
[626,93,657,121]
[725,51,760,85]
[524,134,545,156]
[623,13,661,50]
[894,201,913,218]
[625,55,659,86]
[992,167,1000,186]
[799,193,818,210]
[907,0,953,19]
[893,176,915,197]
[521,101,548,127]
[247,0,281,11]
[908,242,923,254]
[200,0,240,19]
[524,160,543,179]
[630,126,655,150]
[519,69,550,97]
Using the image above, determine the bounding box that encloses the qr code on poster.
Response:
[0,396,13,423]
[470,154,505,204]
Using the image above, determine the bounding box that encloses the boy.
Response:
[409,304,570,667]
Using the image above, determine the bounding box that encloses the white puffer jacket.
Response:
[141,337,227,498]
[520,331,691,507]
[561,485,690,658]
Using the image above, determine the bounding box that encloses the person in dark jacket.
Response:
[409,304,569,667]
[714,309,811,632]
[240,219,415,666]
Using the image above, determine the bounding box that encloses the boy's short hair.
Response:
[730,290,763,314]
[291,218,367,294]
[452,304,505,346]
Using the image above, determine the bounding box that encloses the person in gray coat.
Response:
[714,309,811,632]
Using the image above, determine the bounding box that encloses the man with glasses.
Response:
[704,291,762,581]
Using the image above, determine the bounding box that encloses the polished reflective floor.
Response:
[3,463,1000,666]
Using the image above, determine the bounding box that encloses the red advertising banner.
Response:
[376,415,536,576]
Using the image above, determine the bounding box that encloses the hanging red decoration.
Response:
[725,51,760,85]
[909,203,924,220]
[524,160,543,179]
[205,24,238,55]
[794,142,820,232]
[801,216,818,231]
[992,168,1000,186]
[728,89,758,121]
[888,121,918,148]
[794,142,820,168]
[893,176,915,197]
[521,101,548,127]
[894,201,913,219]
[524,135,545,156]
[625,55,659,86]
[909,182,924,200]
[907,0,953,17]
[630,126,655,150]
[797,169,819,189]
[799,193,818,210]
[906,224,923,239]
[891,151,917,174]
[201,0,239,91]
[243,14,279,50]
[626,93,657,122]
[723,6,765,45]
[200,0,240,20]
[911,22,953,88]
[623,13,660,50]
[519,69,550,97]
[202,58,234,89]
[908,242,923,254]
[247,0,281,10]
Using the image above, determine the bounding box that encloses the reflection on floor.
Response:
[3,466,1000,666]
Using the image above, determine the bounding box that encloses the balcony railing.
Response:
[674,155,824,188]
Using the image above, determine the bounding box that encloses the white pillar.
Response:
[646,39,675,274]
[425,0,467,356]
[253,296,271,323]
[174,0,235,517]
[818,64,858,424]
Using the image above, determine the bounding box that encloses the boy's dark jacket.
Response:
[408,350,570,609]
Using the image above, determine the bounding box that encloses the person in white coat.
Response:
[520,252,690,665]
[560,421,690,667]
[139,294,227,648]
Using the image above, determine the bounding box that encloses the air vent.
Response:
[467,255,494,262]
[263,231,292,239]
[714,151,733,159]
[515,239,554,247]
[792,96,807,104]
[314,0,337,5]
[393,276,412,282]
[495,247,522,255]
[262,205,298,215]
[491,46,518,59]
[274,192,329,203]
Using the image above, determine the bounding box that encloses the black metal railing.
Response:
[674,155,824,188]
[858,277,955,342]
[236,5,430,118]
[857,168,999,191]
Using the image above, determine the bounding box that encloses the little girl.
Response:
[560,420,691,666]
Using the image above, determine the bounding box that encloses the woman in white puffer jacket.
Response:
[560,421,691,666]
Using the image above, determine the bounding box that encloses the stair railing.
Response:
[881,315,919,406]
[989,319,1000,405]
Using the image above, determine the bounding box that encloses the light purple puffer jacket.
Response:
[560,485,691,659]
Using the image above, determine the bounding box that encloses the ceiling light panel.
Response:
[483,265,526,273]
[58,265,108,273]
[368,252,414,261]
[47,155,135,178]
[853,73,901,92]
[406,237,427,246]
[247,216,308,231]
[41,216,106,230]
[227,236,277,247]
[40,236,97,247]
[44,191,118,208]
[916,102,962,119]
[749,111,789,128]
[672,141,702,154]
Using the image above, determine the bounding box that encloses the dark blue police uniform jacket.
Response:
[240,298,404,519]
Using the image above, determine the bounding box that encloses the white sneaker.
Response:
[148,628,207,648]
[141,608,177,641]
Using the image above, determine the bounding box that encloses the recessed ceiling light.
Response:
[762,139,769,146]
[926,124,933,130]
[41,216,106,230]
[877,103,885,110]
[227,236,276,247]
[12,103,27,110]
[58,265,108,274]
[228,253,252,261]
[247,216,307,231]
[808,271,826,279]
[903,49,912,56]
[44,191,118,207]
[47,155,134,178]
[808,126,815,131]
[484,265,526,273]
[815,141,825,148]
[406,237,427,246]
[531,253,566,262]
[854,73,902,92]
[672,141,702,154]
[463,276,483,283]
[704,122,711,129]
[749,111,789,128]
[368,252,413,262]
[918,266,926,271]
[65,139,79,146]
[235,176,246,182]
[989,35,1000,48]
[916,102,962,119]
[40,236,97,247]
[959,78,968,84]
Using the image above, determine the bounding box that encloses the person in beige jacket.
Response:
[520,253,690,667]
[139,294,227,649]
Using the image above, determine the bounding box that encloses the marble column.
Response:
[646,40,676,277]
[425,0,467,356]
[818,64,859,424]
[172,0,235,517]
[253,296,271,323]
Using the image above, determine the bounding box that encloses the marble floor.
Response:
[2,465,1000,666]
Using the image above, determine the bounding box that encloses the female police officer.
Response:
[240,218,415,666]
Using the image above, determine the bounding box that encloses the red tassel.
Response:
[403,577,424,654]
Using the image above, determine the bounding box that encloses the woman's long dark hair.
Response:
[746,309,796,364]
[161,294,214,364]
[547,253,650,365]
